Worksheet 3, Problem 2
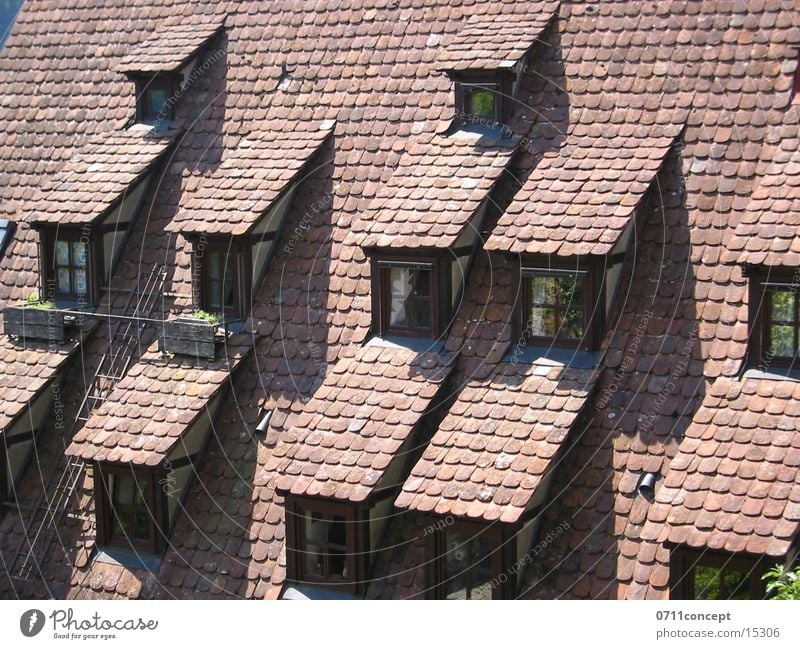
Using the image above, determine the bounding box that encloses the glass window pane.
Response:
[466,89,495,118]
[114,475,134,506]
[147,88,167,116]
[112,507,133,537]
[722,569,750,600]
[770,325,795,357]
[532,276,552,305]
[133,510,150,540]
[134,477,149,506]
[57,267,72,293]
[770,290,795,322]
[55,240,70,266]
[210,252,222,280]
[562,307,586,339]
[530,307,556,336]
[304,543,323,576]
[694,566,721,599]
[71,241,87,268]
[74,268,87,296]
[328,548,346,578]
[304,511,326,543]
[388,266,432,330]
[328,515,346,546]
[222,274,236,309]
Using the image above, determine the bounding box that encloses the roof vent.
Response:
[255,409,273,436]
[637,471,659,501]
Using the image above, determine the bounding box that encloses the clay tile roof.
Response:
[116,14,226,74]
[436,2,559,72]
[485,120,684,256]
[396,360,599,523]
[0,338,78,432]
[349,133,518,249]
[730,145,800,267]
[27,128,178,227]
[649,377,800,557]
[275,345,457,503]
[166,120,335,237]
[65,345,248,466]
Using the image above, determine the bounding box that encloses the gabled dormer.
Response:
[161,119,334,355]
[436,3,560,130]
[486,119,685,356]
[25,129,178,308]
[347,133,519,343]
[116,15,226,127]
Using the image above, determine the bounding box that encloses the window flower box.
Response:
[3,304,67,342]
[160,315,221,360]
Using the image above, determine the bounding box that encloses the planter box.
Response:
[3,305,66,342]
[161,317,219,359]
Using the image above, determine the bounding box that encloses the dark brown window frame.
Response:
[370,252,451,339]
[427,518,510,600]
[133,73,179,124]
[747,268,800,369]
[514,256,606,352]
[38,226,101,305]
[284,495,369,596]
[192,237,252,322]
[452,72,513,126]
[669,547,766,600]
[95,462,167,556]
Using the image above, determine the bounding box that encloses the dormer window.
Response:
[372,254,450,339]
[748,268,800,368]
[517,261,603,351]
[193,239,250,322]
[135,75,176,125]
[96,465,162,555]
[454,75,510,126]
[40,227,96,304]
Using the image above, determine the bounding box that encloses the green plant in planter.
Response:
[25,292,54,310]
[190,309,221,325]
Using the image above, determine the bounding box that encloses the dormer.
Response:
[486,119,685,355]
[164,120,334,327]
[26,129,178,307]
[115,15,226,127]
[436,3,560,130]
[347,133,519,343]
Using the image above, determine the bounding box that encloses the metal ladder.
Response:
[9,265,166,582]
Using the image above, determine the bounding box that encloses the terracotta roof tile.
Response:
[728,139,800,266]
[116,14,226,74]
[643,377,800,557]
[485,119,684,256]
[349,133,517,249]
[26,128,178,226]
[166,120,334,236]
[65,344,248,466]
[275,345,456,503]
[0,337,78,431]
[396,360,598,523]
[436,2,559,72]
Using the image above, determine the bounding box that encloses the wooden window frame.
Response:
[669,547,766,600]
[427,518,509,600]
[748,268,800,369]
[370,252,451,339]
[95,463,166,556]
[453,72,513,126]
[515,257,605,351]
[193,237,252,322]
[284,496,368,596]
[134,74,179,124]
[39,226,101,305]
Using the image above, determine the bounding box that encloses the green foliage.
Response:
[190,309,221,325]
[25,292,54,310]
[763,564,800,600]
